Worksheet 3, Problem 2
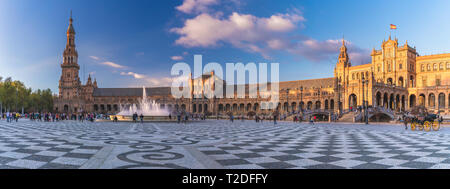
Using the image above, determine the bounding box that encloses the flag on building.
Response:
[390,24,397,30]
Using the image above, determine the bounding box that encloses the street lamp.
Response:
[362,77,369,125]
[286,88,290,113]
[365,78,369,124]
[317,87,321,111]
[338,78,342,116]
[300,86,303,114]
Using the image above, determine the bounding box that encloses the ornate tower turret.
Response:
[86,74,92,85]
[59,11,81,100]
[338,39,350,67]
[93,78,98,88]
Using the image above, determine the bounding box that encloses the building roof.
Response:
[279,77,335,89]
[93,87,171,97]
[416,53,450,61]
[93,77,336,97]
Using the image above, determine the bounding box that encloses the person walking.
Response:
[184,114,188,124]
[140,114,144,124]
[6,111,10,123]
[132,112,137,123]
[402,115,408,130]
[15,112,19,122]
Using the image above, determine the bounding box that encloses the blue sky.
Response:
[0,0,450,93]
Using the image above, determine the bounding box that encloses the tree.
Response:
[0,76,53,113]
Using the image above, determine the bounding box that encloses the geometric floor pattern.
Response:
[1,120,450,169]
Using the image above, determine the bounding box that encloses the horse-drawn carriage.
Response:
[406,106,442,132]
[409,114,442,131]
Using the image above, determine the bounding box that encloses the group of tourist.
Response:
[1,112,20,122]
[0,112,98,123]
[131,113,144,123]
[172,112,190,124]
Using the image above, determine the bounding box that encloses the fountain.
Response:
[110,87,173,122]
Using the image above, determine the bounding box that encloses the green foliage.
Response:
[0,76,53,113]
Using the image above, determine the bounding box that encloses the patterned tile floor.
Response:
[1,119,450,169]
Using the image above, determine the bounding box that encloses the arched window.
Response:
[434,64,438,70]
[409,95,416,108]
[398,77,404,87]
[429,93,436,108]
[315,101,321,110]
[409,75,415,87]
[440,63,444,70]
[439,93,445,109]
[427,64,431,71]
[419,94,426,106]
[387,78,393,85]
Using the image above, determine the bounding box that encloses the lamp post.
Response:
[317,87,321,111]
[300,86,303,114]
[362,78,369,124]
[365,78,369,124]
[286,89,290,113]
[338,78,342,116]
[362,78,365,123]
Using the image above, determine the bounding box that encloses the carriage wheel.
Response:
[411,122,416,131]
[418,123,424,131]
[432,121,440,131]
[424,121,431,132]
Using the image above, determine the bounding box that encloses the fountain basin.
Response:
[110,115,174,122]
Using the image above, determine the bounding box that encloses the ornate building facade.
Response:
[54,16,450,118]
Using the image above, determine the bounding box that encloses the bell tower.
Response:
[334,39,351,81]
[334,38,351,113]
[59,11,81,100]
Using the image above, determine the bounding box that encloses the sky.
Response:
[0,0,450,93]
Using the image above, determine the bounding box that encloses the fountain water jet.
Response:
[110,87,173,122]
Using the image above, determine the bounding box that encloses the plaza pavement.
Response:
[0,119,450,169]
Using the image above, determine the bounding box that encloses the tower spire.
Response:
[338,35,349,66]
[67,10,75,35]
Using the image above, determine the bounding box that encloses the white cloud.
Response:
[120,71,174,87]
[89,56,100,60]
[120,72,146,79]
[176,0,219,14]
[287,39,370,63]
[171,11,305,58]
[172,2,368,62]
[171,56,184,61]
[100,61,126,69]
[145,77,173,87]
